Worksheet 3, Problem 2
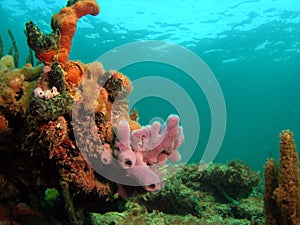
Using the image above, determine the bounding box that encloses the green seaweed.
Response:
[0,35,3,58]
[215,184,239,206]
[7,29,19,68]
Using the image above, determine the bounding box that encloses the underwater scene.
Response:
[0,0,299,224]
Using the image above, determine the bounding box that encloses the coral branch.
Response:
[51,0,99,64]
[26,0,100,65]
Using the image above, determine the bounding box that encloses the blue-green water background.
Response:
[0,0,299,171]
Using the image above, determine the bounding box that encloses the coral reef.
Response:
[264,130,300,225]
[3,0,291,224]
[1,0,184,224]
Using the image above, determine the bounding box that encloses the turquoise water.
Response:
[1,0,300,171]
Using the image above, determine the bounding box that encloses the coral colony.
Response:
[1,0,183,205]
[0,0,183,223]
[25,0,184,196]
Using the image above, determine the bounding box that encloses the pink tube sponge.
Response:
[114,119,136,169]
[131,115,183,165]
[114,115,184,196]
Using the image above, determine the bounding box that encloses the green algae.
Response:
[89,162,264,225]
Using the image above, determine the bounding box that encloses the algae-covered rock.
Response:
[90,201,203,225]
[200,160,260,201]
[137,174,202,216]
[89,163,264,225]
